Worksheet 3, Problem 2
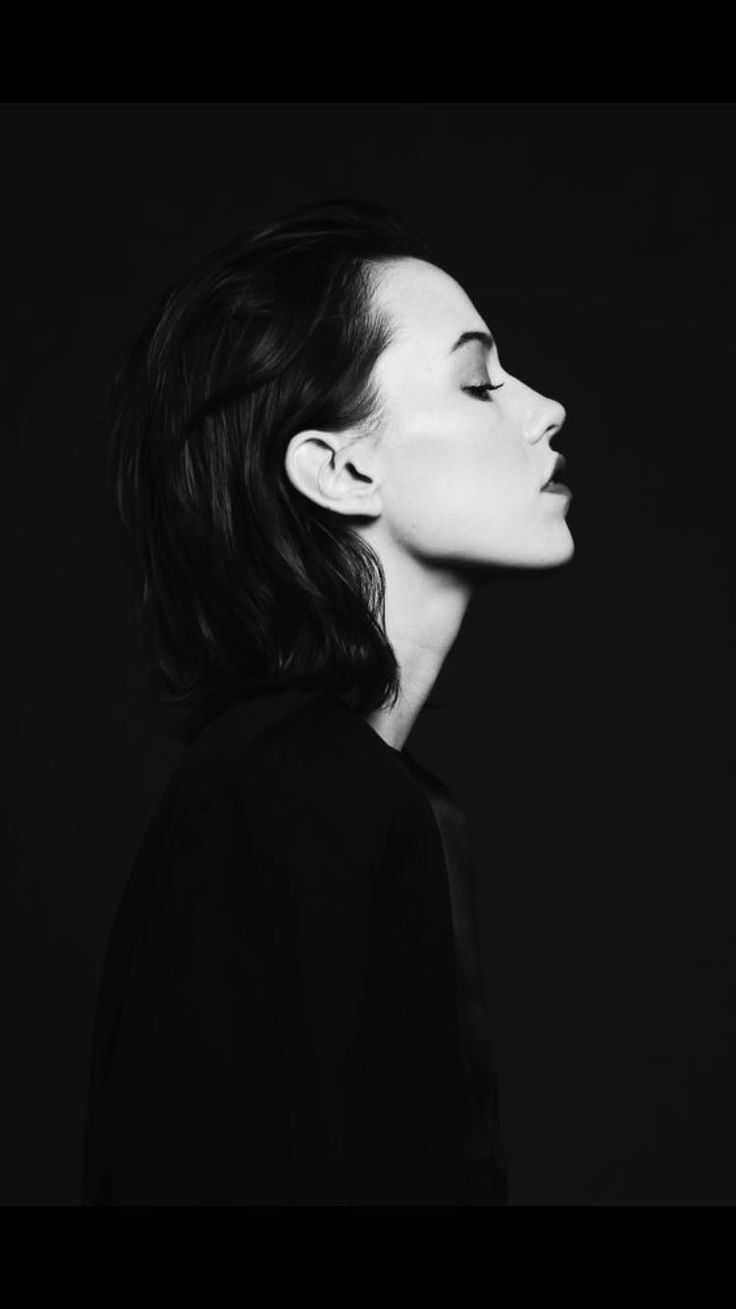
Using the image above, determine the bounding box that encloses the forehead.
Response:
[370,257,488,360]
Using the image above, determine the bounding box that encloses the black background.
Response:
[5,103,735,1205]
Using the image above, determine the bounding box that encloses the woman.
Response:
[82,198,572,1205]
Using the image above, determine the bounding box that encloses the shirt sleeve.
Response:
[128,711,392,1205]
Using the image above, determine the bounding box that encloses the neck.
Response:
[360,543,475,752]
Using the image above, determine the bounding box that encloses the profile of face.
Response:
[287,257,573,576]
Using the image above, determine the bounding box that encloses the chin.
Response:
[534,530,575,569]
[505,525,575,571]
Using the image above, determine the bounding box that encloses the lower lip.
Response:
[542,481,572,497]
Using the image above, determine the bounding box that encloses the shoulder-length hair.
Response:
[109,197,439,743]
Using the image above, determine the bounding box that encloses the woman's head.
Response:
[111,198,572,742]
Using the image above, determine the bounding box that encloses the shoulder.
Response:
[221,693,445,864]
[222,692,415,829]
[209,695,430,908]
[169,690,438,869]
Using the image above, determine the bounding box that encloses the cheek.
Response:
[384,424,516,541]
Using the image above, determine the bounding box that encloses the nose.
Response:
[525,395,567,445]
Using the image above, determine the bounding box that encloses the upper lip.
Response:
[542,453,567,487]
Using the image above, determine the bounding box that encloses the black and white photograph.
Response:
[4,102,735,1205]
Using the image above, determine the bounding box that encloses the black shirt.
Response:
[81,688,508,1204]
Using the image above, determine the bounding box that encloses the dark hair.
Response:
[109,197,440,744]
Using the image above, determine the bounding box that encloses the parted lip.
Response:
[542,453,567,488]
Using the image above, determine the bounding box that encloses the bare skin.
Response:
[284,257,572,751]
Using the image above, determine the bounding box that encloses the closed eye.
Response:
[463,381,505,400]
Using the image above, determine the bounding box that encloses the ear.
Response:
[284,428,382,519]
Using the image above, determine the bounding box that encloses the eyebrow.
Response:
[450,329,495,355]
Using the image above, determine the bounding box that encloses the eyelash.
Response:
[464,381,505,400]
